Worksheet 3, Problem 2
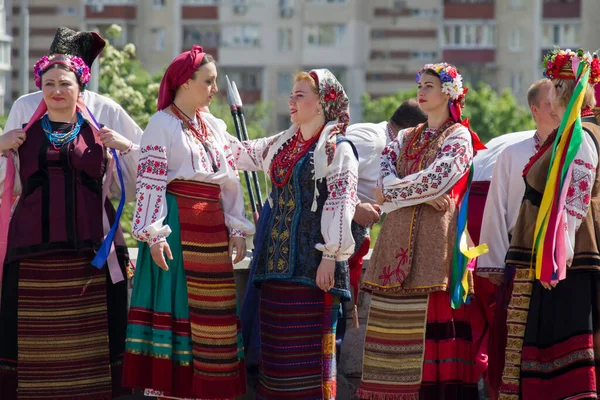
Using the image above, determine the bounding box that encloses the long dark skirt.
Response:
[518,269,600,400]
[0,253,129,399]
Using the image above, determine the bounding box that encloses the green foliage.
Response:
[0,115,7,131]
[361,89,418,124]
[361,83,535,143]
[98,25,161,130]
[462,83,536,143]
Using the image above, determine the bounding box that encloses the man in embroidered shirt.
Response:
[474,78,559,399]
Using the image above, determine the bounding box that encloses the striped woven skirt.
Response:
[123,180,246,400]
[356,291,479,400]
[0,254,129,399]
[255,281,340,400]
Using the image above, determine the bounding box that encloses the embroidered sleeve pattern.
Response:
[564,133,598,266]
[132,144,171,244]
[316,142,360,261]
[228,132,285,172]
[380,128,473,213]
[379,139,402,185]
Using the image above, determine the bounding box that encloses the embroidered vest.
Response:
[253,136,357,300]
[362,121,467,294]
[7,120,128,264]
[506,117,600,270]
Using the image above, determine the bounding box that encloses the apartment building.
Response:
[7,0,600,119]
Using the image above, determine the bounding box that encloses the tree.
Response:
[98,25,161,129]
[462,83,536,143]
[361,83,535,143]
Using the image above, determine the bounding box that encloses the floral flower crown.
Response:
[542,48,600,84]
[416,62,465,101]
[33,54,91,89]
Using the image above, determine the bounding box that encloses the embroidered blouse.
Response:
[563,131,597,266]
[229,126,359,262]
[131,111,255,245]
[378,125,473,214]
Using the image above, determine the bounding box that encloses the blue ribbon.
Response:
[87,106,126,269]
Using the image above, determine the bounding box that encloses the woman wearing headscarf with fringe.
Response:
[0,50,139,398]
[230,69,359,399]
[122,46,255,400]
[357,63,486,400]
[499,49,600,400]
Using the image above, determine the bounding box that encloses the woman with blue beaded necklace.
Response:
[0,53,139,398]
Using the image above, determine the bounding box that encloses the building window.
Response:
[410,51,437,60]
[443,23,495,49]
[225,70,261,90]
[542,22,580,47]
[183,25,220,48]
[278,28,293,52]
[410,8,438,18]
[509,0,523,9]
[58,6,79,16]
[222,25,261,48]
[152,28,166,52]
[511,72,522,94]
[277,72,293,95]
[153,0,166,9]
[305,24,346,47]
[306,0,347,4]
[180,0,219,5]
[509,28,521,52]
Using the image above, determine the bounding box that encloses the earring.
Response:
[317,109,321,115]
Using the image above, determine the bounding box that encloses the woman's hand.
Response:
[0,129,26,152]
[374,187,386,205]
[150,241,173,271]
[353,202,381,227]
[316,258,335,292]
[541,281,558,290]
[426,194,452,212]
[98,127,131,152]
[488,273,504,286]
[229,237,247,264]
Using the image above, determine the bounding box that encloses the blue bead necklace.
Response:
[41,111,84,148]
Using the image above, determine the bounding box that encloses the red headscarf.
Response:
[157,45,206,111]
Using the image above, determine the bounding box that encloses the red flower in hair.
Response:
[446,66,458,78]
[324,88,337,102]
[590,57,600,84]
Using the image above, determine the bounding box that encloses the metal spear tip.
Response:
[231,81,244,107]
[225,75,235,106]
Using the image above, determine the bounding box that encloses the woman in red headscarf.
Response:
[122,46,254,399]
[0,53,139,398]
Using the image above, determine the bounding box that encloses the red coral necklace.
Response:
[270,125,325,187]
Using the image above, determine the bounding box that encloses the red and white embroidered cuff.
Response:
[121,141,134,156]
[230,229,246,238]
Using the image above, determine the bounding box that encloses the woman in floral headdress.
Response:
[356,63,485,400]
[498,49,600,400]
[0,53,139,398]
[230,69,359,399]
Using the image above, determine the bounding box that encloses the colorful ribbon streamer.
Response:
[79,104,127,275]
[532,61,589,283]
[450,167,489,309]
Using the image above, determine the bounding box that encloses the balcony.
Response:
[85,2,136,19]
[543,0,581,18]
[444,0,494,19]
